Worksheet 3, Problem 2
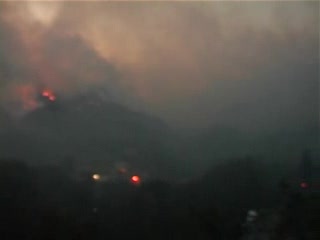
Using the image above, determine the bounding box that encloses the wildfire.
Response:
[130,175,141,185]
[6,84,42,115]
[42,89,56,101]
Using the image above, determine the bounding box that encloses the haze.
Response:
[0,1,318,178]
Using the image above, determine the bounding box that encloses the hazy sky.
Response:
[0,1,318,132]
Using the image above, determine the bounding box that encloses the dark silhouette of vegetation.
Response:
[0,155,319,240]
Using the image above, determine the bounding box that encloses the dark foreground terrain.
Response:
[0,158,319,240]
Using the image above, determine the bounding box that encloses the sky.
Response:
[0,1,318,133]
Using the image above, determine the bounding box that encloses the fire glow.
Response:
[130,175,141,185]
[42,90,56,102]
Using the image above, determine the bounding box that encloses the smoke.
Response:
[0,1,127,116]
[0,1,318,130]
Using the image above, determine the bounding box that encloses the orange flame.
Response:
[42,89,56,101]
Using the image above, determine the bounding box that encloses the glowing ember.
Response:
[49,95,56,101]
[42,91,50,97]
[131,175,141,184]
[42,89,56,101]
